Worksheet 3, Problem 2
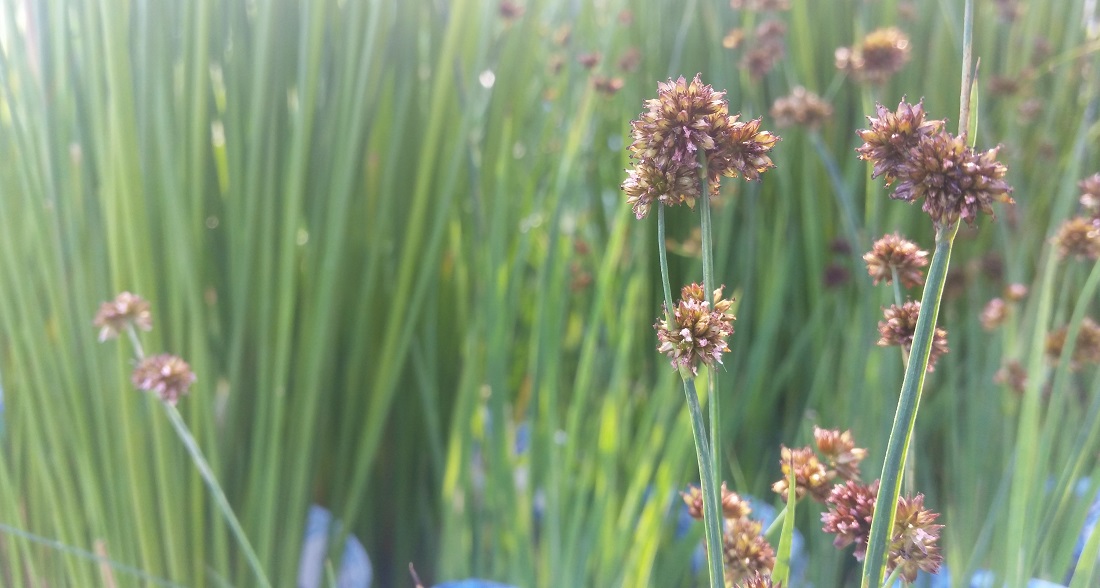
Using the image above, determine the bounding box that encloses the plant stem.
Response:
[697,162,721,487]
[683,377,726,588]
[162,403,272,588]
[861,218,959,587]
[657,205,675,323]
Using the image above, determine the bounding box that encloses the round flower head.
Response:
[863,233,929,287]
[888,494,943,583]
[822,479,879,560]
[622,159,703,219]
[1045,318,1100,370]
[714,116,780,181]
[980,298,1008,331]
[856,100,943,185]
[772,445,832,503]
[723,517,776,583]
[654,283,736,376]
[837,28,912,84]
[770,86,833,129]
[878,301,949,372]
[893,131,1014,227]
[1053,216,1100,260]
[132,354,196,406]
[1079,173,1100,216]
[94,292,153,342]
[814,426,867,481]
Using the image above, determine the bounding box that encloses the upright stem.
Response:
[697,162,721,484]
[861,219,959,587]
[657,205,675,323]
[683,378,726,588]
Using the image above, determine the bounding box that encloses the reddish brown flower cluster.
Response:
[1045,318,1100,370]
[770,86,833,129]
[622,75,779,219]
[888,495,944,582]
[863,233,929,288]
[94,292,153,342]
[131,354,197,406]
[654,283,736,376]
[821,479,879,559]
[836,28,911,84]
[1054,216,1100,260]
[1079,173,1100,217]
[878,301,950,372]
[682,483,775,583]
[857,100,1014,228]
[773,427,868,503]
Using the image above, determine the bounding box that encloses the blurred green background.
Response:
[0,0,1098,586]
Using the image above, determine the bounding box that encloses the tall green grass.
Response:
[0,0,1098,586]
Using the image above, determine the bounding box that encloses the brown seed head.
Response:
[721,483,753,519]
[1053,217,1100,260]
[980,298,1007,331]
[131,354,196,406]
[994,360,1028,395]
[888,494,944,583]
[856,100,944,185]
[837,28,911,84]
[723,518,776,583]
[1079,173,1100,216]
[822,479,879,560]
[878,301,949,372]
[814,426,868,481]
[741,20,787,78]
[1046,318,1100,370]
[577,52,600,69]
[770,86,833,129]
[655,284,736,376]
[772,445,832,503]
[94,292,153,342]
[863,233,929,288]
[1005,283,1028,302]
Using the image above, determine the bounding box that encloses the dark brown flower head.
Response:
[994,360,1028,395]
[723,517,776,583]
[622,160,703,219]
[1046,318,1100,370]
[837,28,911,84]
[616,47,641,73]
[577,52,600,69]
[856,100,944,185]
[741,20,787,78]
[893,131,1014,227]
[859,28,911,83]
[980,298,1007,331]
[733,573,779,588]
[994,0,1023,21]
[94,292,153,342]
[772,445,832,503]
[1079,173,1100,216]
[814,427,868,481]
[863,233,929,287]
[878,301,949,372]
[823,263,851,289]
[655,284,736,376]
[770,86,833,129]
[498,0,524,21]
[721,483,753,520]
[592,75,625,95]
[888,494,943,583]
[1053,216,1100,260]
[731,0,790,10]
[822,479,879,559]
[1005,283,1028,302]
[715,117,780,182]
[681,485,705,520]
[131,354,196,406]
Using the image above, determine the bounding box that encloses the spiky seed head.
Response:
[770,86,833,129]
[822,479,879,559]
[655,284,736,376]
[1053,217,1100,260]
[888,494,944,583]
[723,517,776,583]
[813,427,868,481]
[132,354,196,406]
[856,100,944,185]
[772,445,832,503]
[863,233,929,287]
[877,301,949,372]
[94,292,153,342]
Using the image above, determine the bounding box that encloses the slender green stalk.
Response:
[861,219,960,587]
[657,205,675,321]
[161,404,270,588]
[697,159,721,490]
[683,378,726,588]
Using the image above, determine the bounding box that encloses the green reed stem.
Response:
[861,219,959,587]
[657,205,675,323]
[697,163,721,487]
[160,404,271,588]
[683,377,725,588]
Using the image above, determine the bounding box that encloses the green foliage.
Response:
[0,0,1098,586]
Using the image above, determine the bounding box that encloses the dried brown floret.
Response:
[770,86,833,129]
[655,284,736,376]
[878,301,949,372]
[837,28,911,84]
[822,479,879,559]
[1053,216,1100,260]
[132,354,196,406]
[1046,318,1100,370]
[863,233,929,288]
[94,292,153,342]
[723,517,776,583]
[772,445,832,503]
[814,426,868,481]
[856,100,944,185]
[888,494,944,583]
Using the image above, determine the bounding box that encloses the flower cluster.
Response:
[622,75,779,218]
[863,233,929,288]
[1080,173,1100,217]
[821,479,879,559]
[94,292,153,342]
[1045,318,1100,370]
[682,484,775,583]
[95,292,197,405]
[654,283,736,376]
[857,100,1014,228]
[888,495,944,582]
[773,427,868,503]
[836,27,911,84]
[877,300,950,372]
[769,86,833,129]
